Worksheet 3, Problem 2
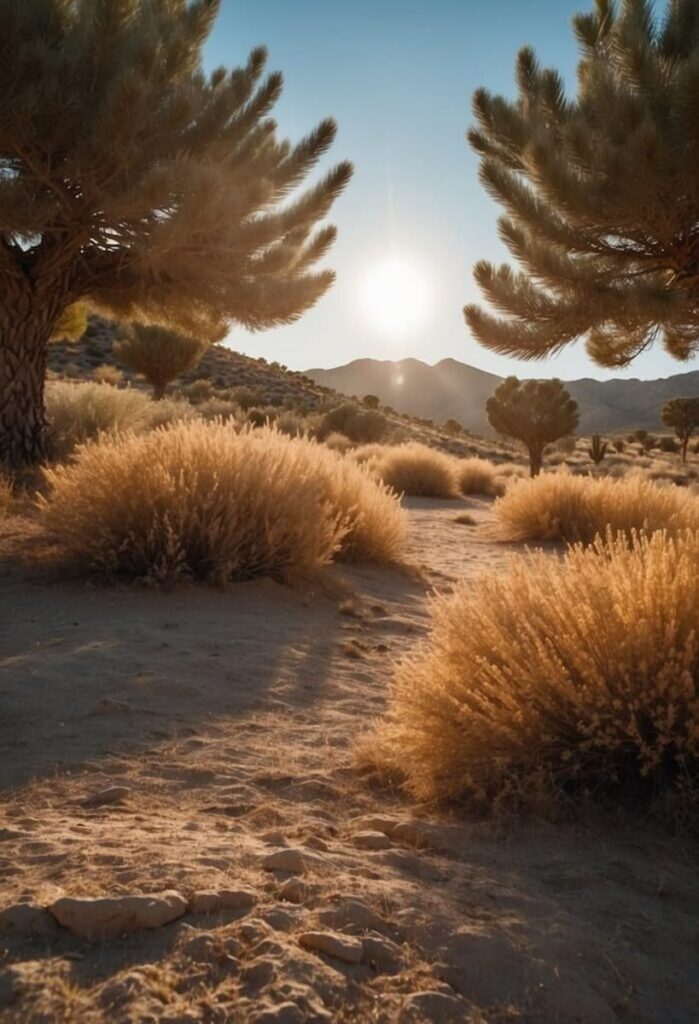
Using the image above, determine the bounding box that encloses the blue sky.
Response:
[204,0,696,382]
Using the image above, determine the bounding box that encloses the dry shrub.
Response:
[40,421,405,585]
[496,470,699,543]
[377,443,458,497]
[0,474,14,513]
[457,457,502,496]
[366,530,699,814]
[91,364,124,387]
[144,396,197,429]
[324,431,352,453]
[45,381,152,460]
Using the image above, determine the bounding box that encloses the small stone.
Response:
[349,814,399,836]
[279,877,306,904]
[0,903,58,938]
[50,890,187,939]
[91,698,131,715]
[81,786,132,808]
[252,1002,304,1024]
[298,930,363,964]
[391,820,435,848]
[398,992,463,1023]
[350,830,392,851]
[260,907,296,932]
[219,888,256,909]
[317,900,386,933]
[189,891,221,914]
[261,848,320,874]
[361,935,403,969]
[304,836,329,852]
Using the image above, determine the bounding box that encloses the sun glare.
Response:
[359,255,431,336]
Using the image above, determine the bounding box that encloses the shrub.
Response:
[657,435,679,454]
[45,381,152,460]
[320,402,387,443]
[444,418,463,437]
[457,457,501,496]
[229,385,265,411]
[145,397,197,429]
[40,422,405,585]
[183,378,214,404]
[324,431,352,453]
[49,303,88,342]
[377,444,458,497]
[92,364,124,387]
[486,377,579,476]
[114,324,207,399]
[365,530,699,815]
[362,394,380,409]
[0,474,14,513]
[496,471,699,544]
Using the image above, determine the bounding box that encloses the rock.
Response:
[0,828,24,842]
[317,900,386,933]
[392,820,438,849]
[91,698,131,715]
[361,935,403,969]
[398,991,463,1023]
[349,814,399,836]
[241,958,276,990]
[260,907,297,932]
[219,888,256,909]
[261,848,321,874]
[189,891,221,914]
[0,903,59,938]
[350,830,392,851]
[298,930,363,964]
[50,890,187,939]
[305,836,329,852]
[252,1003,304,1024]
[279,877,306,904]
[81,786,132,808]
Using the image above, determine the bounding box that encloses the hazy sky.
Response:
[205,0,697,382]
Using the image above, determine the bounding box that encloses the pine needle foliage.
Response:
[465,0,699,367]
[486,377,579,476]
[662,396,699,462]
[0,0,352,468]
[114,324,207,399]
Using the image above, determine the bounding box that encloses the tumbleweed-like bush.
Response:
[496,471,699,543]
[457,457,503,496]
[377,443,459,498]
[40,421,405,585]
[366,530,699,814]
[46,381,153,460]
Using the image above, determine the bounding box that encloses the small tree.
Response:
[50,303,89,343]
[633,429,656,453]
[612,438,625,453]
[465,2,699,368]
[362,394,380,410]
[114,325,206,400]
[486,377,579,477]
[0,2,351,468]
[444,418,464,437]
[662,397,699,463]
[588,433,608,465]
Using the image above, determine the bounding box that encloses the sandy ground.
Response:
[0,497,697,1023]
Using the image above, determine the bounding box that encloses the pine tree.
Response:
[486,377,579,476]
[662,396,699,462]
[114,324,207,400]
[465,0,699,368]
[0,1,352,469]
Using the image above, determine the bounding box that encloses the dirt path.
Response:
[1,499,697,1023]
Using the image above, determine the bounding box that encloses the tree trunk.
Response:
[681,436,688,463]
[152,382,167,401]
[0,307,58,471]
[528,444,543,477]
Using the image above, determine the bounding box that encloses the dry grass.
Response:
[39,421,405,585]
[0,473,14,514]
[376,443,459,498]
[45,381,152,460]
[496,470,699,544]
[456,457,503,496]
[365,530,699,815]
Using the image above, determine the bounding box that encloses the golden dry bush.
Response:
[376,443,459,497]
[367,530,699,813]
[40,421,405,585]
[46,381,152,460]
[496,470,699,543]
[456,457,502,496]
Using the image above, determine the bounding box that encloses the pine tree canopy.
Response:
[0,0,352,340]
[465,0,699,367]
[486,377,579,476]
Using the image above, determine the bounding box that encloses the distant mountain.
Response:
[306,357,699,435]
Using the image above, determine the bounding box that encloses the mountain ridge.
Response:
[306,358,699,434]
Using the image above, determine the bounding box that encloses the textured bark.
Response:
[528,444,544,478]
[0,287,60,471]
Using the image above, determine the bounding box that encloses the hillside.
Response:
[307,357,699,435]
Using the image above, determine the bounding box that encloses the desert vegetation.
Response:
[373,443,459,498]
[40,421,405,585]
[496,471,699,544]
[366,530,699,815]
[114,325,209,400]
[486,377,579,476]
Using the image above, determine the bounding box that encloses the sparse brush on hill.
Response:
[376,444,459,498]
[45,382,153,461]
[496,471,699,544]
[39,422,405,585]
[365,530,699,818]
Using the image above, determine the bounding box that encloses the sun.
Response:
[359,255,431,336]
